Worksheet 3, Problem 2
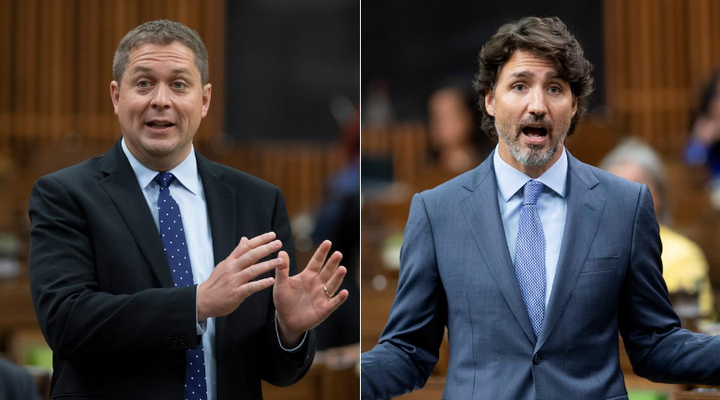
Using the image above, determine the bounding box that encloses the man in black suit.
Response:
[28,20,348,400]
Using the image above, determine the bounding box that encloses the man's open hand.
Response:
[273,241,349,347]
[197,232,283,321]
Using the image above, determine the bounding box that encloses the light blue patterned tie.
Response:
[156,172,208,400]
[514,179,546,339]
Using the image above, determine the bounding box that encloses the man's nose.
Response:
[527,88,548,116]
[151,85,171,110]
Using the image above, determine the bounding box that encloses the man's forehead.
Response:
[128,65,193,76]
[125,43,199,77]
[502,52,557,72]
[497,51,567,83]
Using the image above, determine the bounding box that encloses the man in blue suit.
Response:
[361,16,720,399]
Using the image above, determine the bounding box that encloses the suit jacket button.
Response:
[163,336,171,346]
[179,336,187,345]
[171,337,179,346]
[532,354,542,365]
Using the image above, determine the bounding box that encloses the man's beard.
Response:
[495,116,569,167]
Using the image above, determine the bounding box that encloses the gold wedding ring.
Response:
[323,285,332,298]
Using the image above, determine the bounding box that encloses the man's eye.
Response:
[172,82,185,89]
[512,84,526,91]
[548,86,561,94]
[138,81,150,88]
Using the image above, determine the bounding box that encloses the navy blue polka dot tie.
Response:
[514,179,546,339]
[156,172,208,400]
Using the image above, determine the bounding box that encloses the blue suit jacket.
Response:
[362,151,720,400]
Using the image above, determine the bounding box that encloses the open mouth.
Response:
[521,126,548,138]
[146,121,175,129]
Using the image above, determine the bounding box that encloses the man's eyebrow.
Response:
[510,71,567,81]
[509,70,564,80]
[130,66,152,75]
[171,68,192,76]
[510,70,534,78]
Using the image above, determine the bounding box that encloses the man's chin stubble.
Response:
[517,146,556,167]
[505,138,557,167]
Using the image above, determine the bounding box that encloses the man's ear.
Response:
[110,81,120,115]
[571,96,578,118]
[485,89,495,117]
[201,83,212,118]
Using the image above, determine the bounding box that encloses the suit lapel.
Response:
[98,140,175,288]
[536,153,605,350]
[196,153,237,341]
[98,141,238,345]
[460,154,537,345]
[197,153,237,266]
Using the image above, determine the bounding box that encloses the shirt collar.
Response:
[121,137,199,195]
[492,145,568,202]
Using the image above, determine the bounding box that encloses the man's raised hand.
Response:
[273,240,349,347]
[197,232,283,321]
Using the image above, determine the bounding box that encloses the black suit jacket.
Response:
[28,140,315,400]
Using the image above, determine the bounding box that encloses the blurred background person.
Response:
[685,71,720,208]
[425,82,493,175]
[602,138,715,325]
[312,109,360,358]
[0,356,42,400]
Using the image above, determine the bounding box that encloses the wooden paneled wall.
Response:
[0,0,226,153]
[604,0,720,156]
[0,0,344,220]
[208,143,343,218]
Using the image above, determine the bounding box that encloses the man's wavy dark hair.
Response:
[472,16,594,140]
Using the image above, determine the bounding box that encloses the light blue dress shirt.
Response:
[121,139,305,399]
[493,146,568,307]
[122,139,218,399]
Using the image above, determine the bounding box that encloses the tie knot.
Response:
[523,180,544,205]
[155,172,176,189]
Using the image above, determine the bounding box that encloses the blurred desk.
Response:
[361,188,412,277]
[262,346,359,400]
[675,389,720,399]
[0,275,37,330]
[361,277,397,353]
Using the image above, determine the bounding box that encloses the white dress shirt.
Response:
[493,146,569,307]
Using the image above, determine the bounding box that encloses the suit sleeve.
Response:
[620,185,720,383]
[361,193,447,399]
[29,176,198,361]
[260,187,316,386]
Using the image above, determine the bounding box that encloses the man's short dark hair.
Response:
[112,19,209,87]
[473,16,594,140]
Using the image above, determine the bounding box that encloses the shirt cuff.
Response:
[274,311,307,352]
[195,285,206,335]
